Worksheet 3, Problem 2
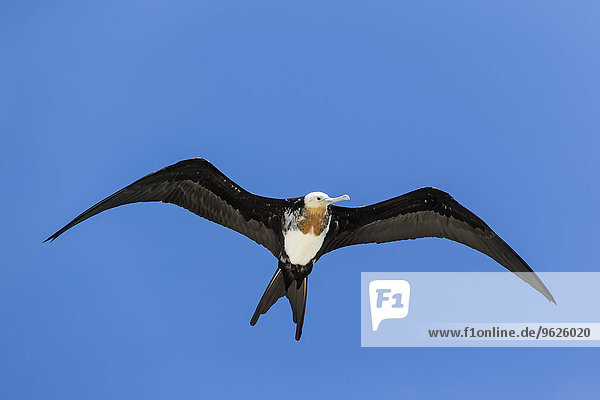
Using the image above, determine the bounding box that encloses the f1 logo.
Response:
[369,280,411,331]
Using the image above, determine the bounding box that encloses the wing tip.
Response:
[44,227,66,243]
[545,292,557,305]
[43,234,57,243]
[515,271,557,305]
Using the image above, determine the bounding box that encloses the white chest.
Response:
[283,228,328,266]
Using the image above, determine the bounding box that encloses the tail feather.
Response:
[286,277,308,341]
[250,265,310,341]
[250,269,286,326]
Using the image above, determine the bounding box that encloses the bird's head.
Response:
[303,192,350,209]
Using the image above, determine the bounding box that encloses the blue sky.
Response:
[1,1,599,398]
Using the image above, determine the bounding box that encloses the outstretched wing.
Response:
[45,158,290,257]
[319,187,555,303]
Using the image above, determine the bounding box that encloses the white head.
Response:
[303,191,350,208]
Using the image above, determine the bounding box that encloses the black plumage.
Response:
[45,158,292,257]
[318,188,554,304]
[46,158,554,340]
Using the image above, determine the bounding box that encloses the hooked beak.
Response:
[325,194,350,204]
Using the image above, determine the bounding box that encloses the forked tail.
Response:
[250,265,309,341]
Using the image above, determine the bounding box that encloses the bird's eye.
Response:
[316,197,321,201]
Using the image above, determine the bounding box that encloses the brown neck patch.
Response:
[299,205,327,235]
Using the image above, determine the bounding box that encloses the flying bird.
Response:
[45,158,555,340]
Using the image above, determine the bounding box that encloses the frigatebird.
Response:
[46,158,554,340]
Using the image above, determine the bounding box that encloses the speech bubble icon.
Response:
[369,280,411,331]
